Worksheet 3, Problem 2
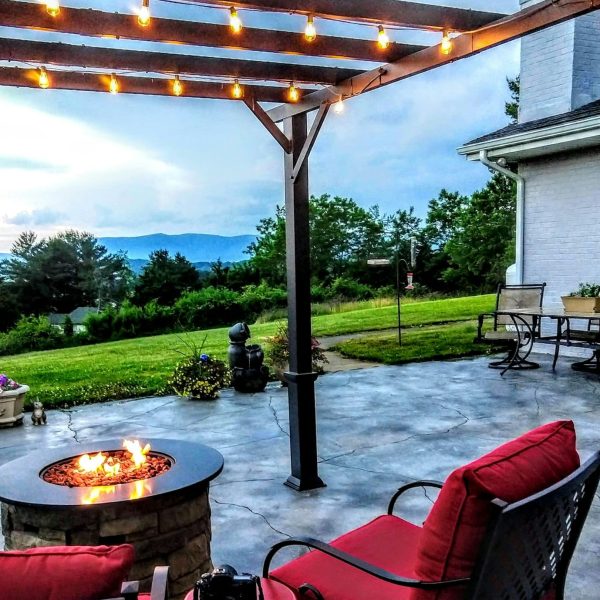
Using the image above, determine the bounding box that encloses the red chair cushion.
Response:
[271,515,421,600]
[411,420,580,600]
[0,544,135,600]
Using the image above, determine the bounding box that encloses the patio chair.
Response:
[263,420,599,600]
[476,282,546,374]
[0,544,169,600]
[566,318,600,373]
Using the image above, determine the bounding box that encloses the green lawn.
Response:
[334,320,498,365]
[2,294,494,407]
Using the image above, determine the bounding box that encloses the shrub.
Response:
[239,283,287,317]
[174,287,242,329]
[330,277,374,301]
[0,316,64,356]
[265,323,328,374]
[63,315,74,337]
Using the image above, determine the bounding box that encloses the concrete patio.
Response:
[1,353,599,597]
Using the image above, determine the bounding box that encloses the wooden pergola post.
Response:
[282,113,325,491]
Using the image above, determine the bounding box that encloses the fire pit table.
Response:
[0,438,223,599]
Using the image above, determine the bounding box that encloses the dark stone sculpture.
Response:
[228,323,269,393]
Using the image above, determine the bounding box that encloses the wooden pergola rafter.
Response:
[1,0,599,491]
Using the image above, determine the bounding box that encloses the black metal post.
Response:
[282,113,325,492]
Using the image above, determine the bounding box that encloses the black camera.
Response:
[194,565,263,600]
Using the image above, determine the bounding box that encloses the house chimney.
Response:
[519,1,600,123]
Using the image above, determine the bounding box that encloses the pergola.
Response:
[2,0,599,491]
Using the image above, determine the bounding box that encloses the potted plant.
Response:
[562,283,600,313]
[266,323,328,386]
[0,374,29,427]
[168,337,230,400]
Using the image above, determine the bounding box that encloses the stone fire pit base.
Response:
[1,487,212,599]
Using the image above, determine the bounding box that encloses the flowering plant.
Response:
[0,374,20,392]
[266,323,328,375]
[167,337,230,400]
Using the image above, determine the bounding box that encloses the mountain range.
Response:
[0,233,255,269]
[99,233,255,263]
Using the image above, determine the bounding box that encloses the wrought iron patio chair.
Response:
[476,282,546,374]
[263,451,600,600]
[566,318,600,373]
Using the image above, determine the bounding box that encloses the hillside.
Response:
[99,233,255,262]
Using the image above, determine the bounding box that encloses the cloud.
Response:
[4,208,66,226]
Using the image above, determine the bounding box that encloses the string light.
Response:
[38,67,49,89]
[172,75,183,96]
[46,0,60,17]
[138,0,150,27]
[377,25,389,50]
[232,79,243,99]
[109,73,119,94]
[333,96,344,114]
[229,7,242,33]
[441,30,453,55]
[304,15,316,42]
[288,82,299,103]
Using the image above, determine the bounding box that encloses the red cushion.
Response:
[271,515,421,600]
[411,420,580,600]
[0,544,135,600]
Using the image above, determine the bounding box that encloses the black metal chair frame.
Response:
[103,565,169,600]
[263,452,600,600]
[476,283,546,375]
[565,318,600,373]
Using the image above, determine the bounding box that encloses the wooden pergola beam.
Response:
[0,65,304,102]
[0,0,425,63]
[0,38,362,86]
[268,0,600,122]
[187,0,506,31]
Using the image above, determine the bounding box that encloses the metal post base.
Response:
[284,474,326,492]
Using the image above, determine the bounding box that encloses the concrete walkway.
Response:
[1,354,599,597]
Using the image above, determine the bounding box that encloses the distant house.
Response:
[458,10,600,309]
[48,307,99,333]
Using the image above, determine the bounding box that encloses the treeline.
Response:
[0,172,515,356]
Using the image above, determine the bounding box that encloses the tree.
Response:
[442,172,516,291]
[133,250,200,306]
[0,231,131,315]
[505,76,520,123]
[247,194,386,285]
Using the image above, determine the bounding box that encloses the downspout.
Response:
[479,150,525,284]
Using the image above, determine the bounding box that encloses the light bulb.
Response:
[232,79,243,99]
[304,16,316,42]
[173,75,183,96]
[38,67,49,89]
[441,30,453,55]
[333,96,344,114]
[288,83,299,103]
[109,73,119,94]
[229,7,242,33]
[138,0,150,27]
[377,25,389,50]
[46,0,59,17]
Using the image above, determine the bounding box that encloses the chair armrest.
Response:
[150,566,169,600]
[262,536,468,589]
[387,480,443,515]
[120,581,140,600]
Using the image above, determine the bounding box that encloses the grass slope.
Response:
[1,294,494,407]
[334,320,497,365]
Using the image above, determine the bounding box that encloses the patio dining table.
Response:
[495,307,600,372]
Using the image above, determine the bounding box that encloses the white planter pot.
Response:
[0,385,29,427]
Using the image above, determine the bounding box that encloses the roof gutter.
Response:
[479,150,524,284]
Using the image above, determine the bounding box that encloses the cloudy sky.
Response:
[0,0,519,251]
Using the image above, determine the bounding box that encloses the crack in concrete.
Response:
[212,477,279,488]
[211,497,290,538]
[268,396,289,437]
[533,388,542,417]
[59,409,80,443]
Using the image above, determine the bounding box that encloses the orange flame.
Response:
[79,451,106,473]
[123,439,151,469]
[81,485,116,504]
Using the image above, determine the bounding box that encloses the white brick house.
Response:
[458,7,600,310]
